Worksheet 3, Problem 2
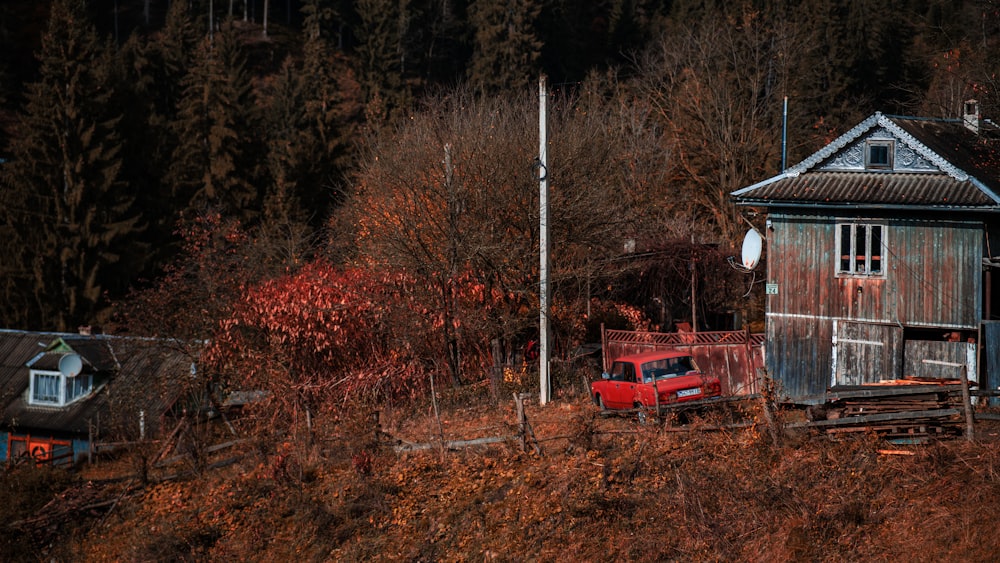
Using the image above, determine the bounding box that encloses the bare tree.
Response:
[632,9,803,244]
[347,80,671,382]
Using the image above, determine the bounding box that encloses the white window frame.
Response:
[28,369,92,407]
[836,222,886,277]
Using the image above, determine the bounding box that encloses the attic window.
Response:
[28,369,92,407]
[837,222,885,276]
[865,140,893,170]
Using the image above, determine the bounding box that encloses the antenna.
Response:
[741,229,763,270]
[58,353,83,378]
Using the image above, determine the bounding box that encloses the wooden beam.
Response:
[787,408,960,428]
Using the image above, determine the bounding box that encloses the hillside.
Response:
[5,389,1000,562]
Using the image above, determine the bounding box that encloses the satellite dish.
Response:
[741,229,763,270]
[58,353,83,378]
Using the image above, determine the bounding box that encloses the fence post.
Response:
[514,392,526,452]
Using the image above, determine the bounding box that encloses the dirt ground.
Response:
[7,392,1000,562]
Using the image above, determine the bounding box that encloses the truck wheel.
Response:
[596,394,607,411]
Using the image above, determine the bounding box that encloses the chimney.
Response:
[964,99,980,134]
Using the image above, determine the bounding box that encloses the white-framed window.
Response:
[837,222,885,276]
[28,369,93,407]
[865,140,893,170]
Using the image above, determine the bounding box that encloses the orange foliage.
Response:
[207,259,517,413]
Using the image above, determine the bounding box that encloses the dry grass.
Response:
[8,396,1000,562]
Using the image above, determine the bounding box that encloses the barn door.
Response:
[832,321,903,387]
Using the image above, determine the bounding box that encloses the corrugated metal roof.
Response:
[736,172,994,207]
[0,330,191,436]
[891,116,1000,194]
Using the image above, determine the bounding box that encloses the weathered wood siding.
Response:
[902,340,973,379]
[765,314,833,400]
[984,322,1000,405]
[833,321,903,385]
[765,212,983,398]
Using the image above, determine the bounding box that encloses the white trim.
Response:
[27,369,93,407]
[837,338,884,347]
[29,369,63,406]
[765,312,975,331]
[730,172,793,197]
[831,319,839,388]
[968,342,978,386]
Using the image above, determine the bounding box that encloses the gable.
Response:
[816,127,939,173]
[733,112,1000,209]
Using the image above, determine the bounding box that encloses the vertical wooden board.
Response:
[891,219,981,327]
[834,321,902,385]
[767,315,833,398]
[903,339,970,378]
[984,322,1000,405]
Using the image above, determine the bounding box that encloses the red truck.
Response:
[591,350,722,413]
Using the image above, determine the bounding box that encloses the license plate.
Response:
[677,388,701,398]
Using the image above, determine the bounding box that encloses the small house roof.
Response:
[732,112,1000,210]
[0,329,191,436]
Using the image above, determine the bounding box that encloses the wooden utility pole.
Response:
[923,359,975,441]
[539,75,551,405]
[690,235,697,333]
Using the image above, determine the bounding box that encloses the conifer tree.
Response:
[117,0,202,268]
[168,20,262,222]
[354,0,413,124]
[0,0,141,330]
[467,0,542,94]
[417,0,471,86]
[259,61,315,270]
[285,0,354,223]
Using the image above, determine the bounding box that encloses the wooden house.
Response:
[732,102,1000,402]
[0,329,190,466]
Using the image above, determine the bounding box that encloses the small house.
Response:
[732,103,1000,401]
[0,329,190,466]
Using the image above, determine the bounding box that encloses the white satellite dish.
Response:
[741,229,763,270]
[58,353,83,378]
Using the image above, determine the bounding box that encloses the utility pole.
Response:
[781,96,788,172]
[539,75,551,405]
[690,234,697,333]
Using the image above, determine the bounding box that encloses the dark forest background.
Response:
[0,0,997,352]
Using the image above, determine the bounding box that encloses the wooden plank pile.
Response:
[808,380,966,441]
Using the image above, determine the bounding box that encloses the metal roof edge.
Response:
[731,172,792,198]
[729,200,1000,212]
[880,115,969,182]
[969,176,1000,205]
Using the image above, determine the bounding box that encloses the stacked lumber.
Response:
[813,380,966,441]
